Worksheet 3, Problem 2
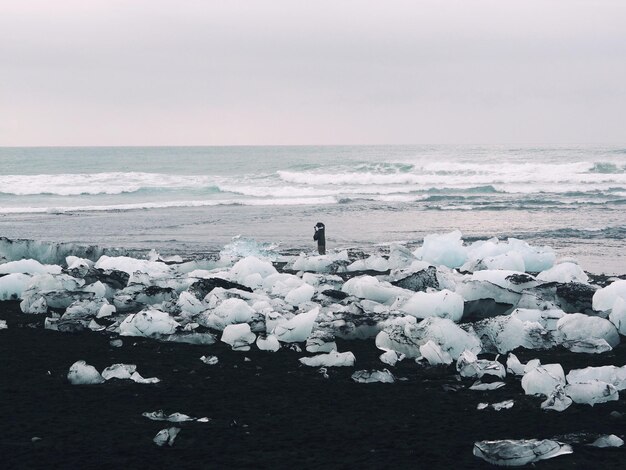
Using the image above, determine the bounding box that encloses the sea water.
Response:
[0,145,624,273]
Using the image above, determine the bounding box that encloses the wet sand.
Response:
[1,301,625,469]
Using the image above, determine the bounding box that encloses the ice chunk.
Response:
[537,262,588,284]
[351,369,395,383]
[119,309,180,338]
[419,340,453,365]
[306,330,337,353]
[556,313,620,348]
[491,400,515,411]
[400,289,464,322]
[299,350,356,367]
[379,350,404,366]
[230,256,277,287]
[143,410,198,422]
[290,251,350,273]
[506,353,525,376]
[521,364,565,397]
[284,283,315,306]
[341,275,407,304]
[456,350,505,379]
[199,298,254,330]
[473,439,572,466]
[101,363,137,380]
[95,255,172,278]
[176,291,206,316]
[592,279,626,312]
[0,320,6,330]
[563,338,612,354]
[589,435,624,448]
[256,334,280,352]
[0,259,61,275]
[608,298,626,335]
[469,381,505,391]
[566,365,626,390]
[67,360,105,385]
[376,316,481,359]
[0,273,31,300]
[564,381,619,406]
[153,427,180,447]
[415,230,467,268]
[273,307,318,343]
[221,323,256,351]
[97,302,116,318]
[541,385,573,412]
[347,255,389,272]
[130,371,160,384]
[387,244,418,270]
[200,355,218,365]
[483,252,526,272]
[472,314,554,354]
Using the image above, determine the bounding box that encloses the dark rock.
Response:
[320,289,349,300]
[462,299,515,322]
[556,282,597,314]
[188,278,252,300]
[81,268,130,290]
[392,266,439,292]
[505,273,536,285]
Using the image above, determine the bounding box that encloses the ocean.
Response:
[0,145,624,274]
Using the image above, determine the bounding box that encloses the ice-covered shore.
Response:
[1,231,626,465]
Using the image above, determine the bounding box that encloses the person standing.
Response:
[313,222,326,255]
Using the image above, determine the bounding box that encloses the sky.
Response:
[1,0,625,146]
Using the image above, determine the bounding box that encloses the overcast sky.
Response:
[1,0,625,146]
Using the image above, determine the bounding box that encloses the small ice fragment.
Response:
[153,427,180,447]
[130,371,160,384]
[491,400,515,411]
[0,320,7,330]
[318,367,329,379]
[477,403,489,410]
[506,353,525,376]
[588,435,624,448]
[540,385,573,412]
[521,364,565,397]
[197,417,211,423]
[109,339,123,348]
[564,381,619,406]
[257,335,280,352]
[351,369,395,384]
[299,350,356,367]
[67,360,105,385]
[420,340,453,366]
[473,439,573,466]
[221,323,256,351]
[379,350,402,366]
[200,355,218,365]
[469,381,505,391]
[102,363,136,380]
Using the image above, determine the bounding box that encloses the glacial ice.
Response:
[415,230,467,268]
[119,309,180,337]
[230,256,278,287]
[299,350,356,367]
[221,323,256,351]
[419,340,453,365]
[564,381,619,406]
[566,365,626,390]
[608,298,626,335]
[589,435,624,448]
[375,316,481,359]
[199,298,254,330]
[555,313,620,348]
[284,283,315,306]
[290,251,350,273]
[0,273,31,300]
[341,276,407,304]
[399,289,464,322]
[256,334,280,352]
[593,279,626,312]
[540,385,573,412]
[379,350,404,366]
[473,439,572,466]
[0,259,61,275]
[95,255,172,278]
[67,360,105,385]
[272,308,318,343]
[521,364,565,397]
[101,363,137,380]
[537,262,589,284]
[347,255,389,272]
[351,369,395,383]
[306,330,337,353]
[153,427,180,447]
[456,350,506,379]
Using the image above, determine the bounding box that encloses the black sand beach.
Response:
[2,300,625,469]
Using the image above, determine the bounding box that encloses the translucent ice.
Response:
[564,381,619,406]
[230,256,277,287]
[608,298,626,335]
[347,255,389,272]
[306,330,337,353]
[419,340,453,365]
[351,369,395,383]
[284,283,315,306]
[415,230,467,268]
[0,259,61,275]
[0,273,31,300]
[273,307,318,343]
[556,313,620,348]
[379,350,404,366]
[521,364,565,397]
[341,276,407,304]
[540,385,573,412]
[473,439,572,466]
[200,298,254,330]
[95,255,172,278]
[256,334,280,352]
[221,323,256,351]
[537,262,589,284]
[119,309,180,337]
[593,279,626,312]
[589,435,624,448]
[153,427,180,447]
[101,363,137,380]
[456,350,505,379]
[400,289,464,322]
[67,360,105,385]
[299,350,356,367]
[566,365,626,390]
